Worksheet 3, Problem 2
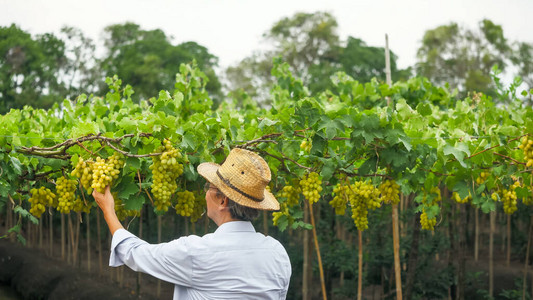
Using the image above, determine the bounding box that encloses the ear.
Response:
[219,196,229,207]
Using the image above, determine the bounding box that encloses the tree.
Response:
[100,23,221,102]
[0,24,66,113]
[225,12,410,105]
[416,19,510,96]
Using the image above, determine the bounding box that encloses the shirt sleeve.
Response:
[110,228,193,287]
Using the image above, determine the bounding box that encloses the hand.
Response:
[92,186,115,215]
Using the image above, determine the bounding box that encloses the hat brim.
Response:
[197,162,280,211]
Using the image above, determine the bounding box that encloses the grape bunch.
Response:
[175,190,195,217]
[420,209,437,231]
[28,187,56,218]
[56,176,78,214]
[273,181,301,227]
[190,190,206,223]
[497,181,520,215]
[150,139,184,213]
[349,180,381,231]
[519,136,533,167]
[453,192,471,204]
[71,157,94,192]
[475,170,490,185]
[300,139,312,152]
[330,182,351,215]
[300,172,322,204]
[72,196,91,214]
[278,180,301,207]
[379,179,400,205]
[91,153,124,193]
[420,186,441,231]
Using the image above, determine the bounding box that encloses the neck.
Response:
[213,212,239,227]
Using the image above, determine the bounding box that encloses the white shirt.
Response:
[110,221,291,299]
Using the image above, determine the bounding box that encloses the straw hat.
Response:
[197,148,280,211]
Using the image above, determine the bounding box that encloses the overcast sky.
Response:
[1,0,532,72]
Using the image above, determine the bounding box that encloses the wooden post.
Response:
[49,211,53,257]
[309,202,327,300]
[61,213,65,260]
[157,214,162,297]
[303,201,311,300]
[489,211,495,298]
[507,214,511,266]
[392,204,403,300]
[522,216,533,300]
[475,207,479,262]
[86,212,91,272]
[357,230,363,300]
[97,209,103,275]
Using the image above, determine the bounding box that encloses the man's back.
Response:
[111,221,291,300]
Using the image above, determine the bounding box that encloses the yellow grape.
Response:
[300,172,322,204]
[420,186,441,231]
[175,190,195,217]
[56,176,77,214]
[379,179,400,205]
[28,186,56,218]
[150,139,184,213]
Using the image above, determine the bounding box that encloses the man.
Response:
[93,148,292,299]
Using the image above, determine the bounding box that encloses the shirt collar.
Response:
[214,221,256,234]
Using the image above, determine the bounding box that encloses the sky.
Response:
[1,0,532,73]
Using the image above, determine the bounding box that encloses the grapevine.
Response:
[379,179,400,205]
[475,170,490,185]
[348,180,381,231]
[175,190,195,217]
[300,172,322,204]
[189,190,206,223]
[56,176,78,214]
[519,136,533,167]
[71,157,94,192]
[150,139,184,213]
[453,191,471,204]
[330,181,351,215]
[273,181,301,226]
[420,187,441,231]
[28,187,56,218]
[91,153,124,193]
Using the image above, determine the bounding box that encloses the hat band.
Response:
[216,170,264,202]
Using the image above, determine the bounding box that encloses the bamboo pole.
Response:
[475,207,479,262]
[392,204,403,300]
[39,217,43,249]
[358,230,363,300]
[522,215,533,300]
[86,212,91,272]
[97,209,103,275]
[489,211,495,298]
[507,214,511,266]
[61,213,65,260]
[309,202,327,300]
[49,211,53,256]
[303,201,311,300]
[157,214,162,297]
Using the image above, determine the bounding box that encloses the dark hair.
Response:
[214,188,260,222]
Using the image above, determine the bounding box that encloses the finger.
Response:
[105,185,111,195]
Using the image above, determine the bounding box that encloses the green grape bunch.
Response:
[56,176,78,214]
[71,157,94,192]
[28,186,56,218]
[150,139,184,213]
[453,191,471,204]
[273,181,301,227]
[190,190,206,223]
[300,139,312,152]
[379,179,400,205]
[349,180,381,231]
[72,196,92,214]
[476,170,490,185]
[330,182,351,215]
[420,209,437,231]
[175,190,195,217]
[420,186,441,231]
[498,181,520,215]
[300,172,322,204]
[519,136,533,167]
[91,153,125,194]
